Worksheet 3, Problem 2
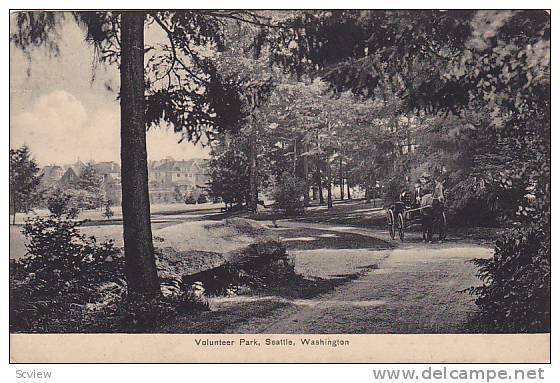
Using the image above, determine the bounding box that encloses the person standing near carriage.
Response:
[414,174,432,206]
[413,179,422,208]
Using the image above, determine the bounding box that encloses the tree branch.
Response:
[150,13,209,86]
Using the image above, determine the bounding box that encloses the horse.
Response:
[420,180,446,242]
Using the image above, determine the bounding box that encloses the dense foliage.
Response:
[11,11,550,332]
[20,208,121,296]
[271,173,307,216]
[9,146,42,223]
[467,225,550,332]
[10,201,122,331]
[10,198,210,332]
[208,134,252,207]
[266,10,550,332]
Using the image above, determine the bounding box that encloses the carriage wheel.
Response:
[439,212,448,241]
[397,212,405,242]
[386,210,395,240]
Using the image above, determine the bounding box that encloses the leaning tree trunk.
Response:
[120,11,160,298]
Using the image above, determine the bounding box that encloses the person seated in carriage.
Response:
[413,178,424,208]
[400,175,431,209]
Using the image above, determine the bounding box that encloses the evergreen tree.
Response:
[77,163,105,209]
[9,146,42,224]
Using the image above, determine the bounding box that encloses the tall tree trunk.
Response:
[293,139,297,176]
[315,164,324,205]
[302,142,309,206]
[248,125,258,212]
[318,182,324,204]
[326,161,333,209]
[339,156,344,200]
[120,12,160,298]
[347,180,351,200]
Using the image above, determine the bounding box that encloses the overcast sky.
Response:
[10,17,209,167]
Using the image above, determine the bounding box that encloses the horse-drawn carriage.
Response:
[386,180,448,242]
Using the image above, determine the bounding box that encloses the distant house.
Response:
[38,165,64,187]
[55,160,123,204]
[58,160,86,186]
[149,156,175,171]
[92,162,122,204]
[40,158,208,205]
[148,158,209,203]
[93,162,121,184]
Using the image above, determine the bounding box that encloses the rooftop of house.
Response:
[152,159,208,172]
[62,160,86,177]
[39,165,64,180]
[93,162,121,174]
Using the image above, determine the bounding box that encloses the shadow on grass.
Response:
[277,227,393,251]
[158,264,382,333]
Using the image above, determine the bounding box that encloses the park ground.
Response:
[10,199,498,333]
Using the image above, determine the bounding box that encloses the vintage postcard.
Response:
[9,9,551,363]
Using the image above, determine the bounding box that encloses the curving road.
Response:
[223,221,493,334]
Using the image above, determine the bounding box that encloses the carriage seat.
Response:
[399,191,413,209]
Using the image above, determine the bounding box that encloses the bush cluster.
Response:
[182,240,295,296]
[10,208,123,332]
[184,194,197,204]
[381,173,408,207]
[20,215,122,297]
[10,205,209,332]
[271,173,307,216]
[466,221,550,332]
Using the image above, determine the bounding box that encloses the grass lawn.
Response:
[9,201,223,225]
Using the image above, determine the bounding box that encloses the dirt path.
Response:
[222,222,493,334]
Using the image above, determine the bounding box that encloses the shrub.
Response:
[113,293,209,333]
[47,192,79,218]
[184,194,196,204]
[10,210,124,332]
[381,174,408,207]
[64,188,103,210]
[10,207,123,331]
[196,194,208,204]
[271,173,306,216]
[45,187,102,212]
[11,210,211,332]
[182,240,294,296]
[466,222,550,333]
[446,176,527,227]
[19,213,122,298]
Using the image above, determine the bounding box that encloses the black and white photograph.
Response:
[8,8,551,363]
